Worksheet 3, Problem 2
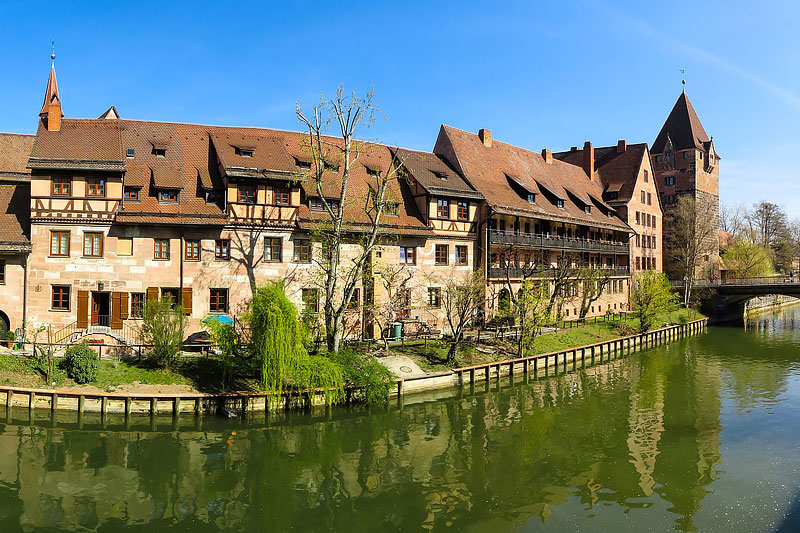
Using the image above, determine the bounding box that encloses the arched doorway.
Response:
[0,311,9,340]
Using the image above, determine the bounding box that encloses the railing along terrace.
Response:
[488,230,629,254]
[488,265,630,280]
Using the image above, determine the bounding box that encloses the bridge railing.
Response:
[671,276,800,288]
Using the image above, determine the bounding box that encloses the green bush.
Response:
[5,330,15,341]
[139,298,186,369]
[331,349,394,405]
[63,342,99,384]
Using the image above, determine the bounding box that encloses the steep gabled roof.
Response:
[39,64,62,118]
[652,92,710,153]
[0,133,35,179]
[392,147,483,200]
[434,125,631,233]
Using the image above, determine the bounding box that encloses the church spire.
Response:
[39,43,63,131]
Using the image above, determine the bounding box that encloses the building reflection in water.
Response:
[0,314,796,531]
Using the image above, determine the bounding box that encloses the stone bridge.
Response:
[674,277,800,325]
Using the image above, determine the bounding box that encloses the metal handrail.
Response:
[488,265,630,279]
[672,276,800,288]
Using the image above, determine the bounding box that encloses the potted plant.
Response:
[4,330,15,349]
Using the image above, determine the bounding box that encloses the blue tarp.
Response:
[201,314,234,326]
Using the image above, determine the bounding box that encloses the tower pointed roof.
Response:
[39,63,62,118]
[652,92,709,153]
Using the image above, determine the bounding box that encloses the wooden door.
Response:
[91,293,100,326]
[77,291,89,329]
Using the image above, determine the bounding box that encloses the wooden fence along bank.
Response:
[0,319,708,418]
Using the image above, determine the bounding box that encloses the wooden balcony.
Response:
[488,229,628,255]
[227,202,298,224]
[487,265,630,280]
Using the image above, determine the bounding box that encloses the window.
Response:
[50,231,70,256]
[635,257,641,270]
[274,187,291,205]
[309,197,326,211]
[215,239,230,260]
[0,261,4,284]
[161,288,180,308]
[556,199,565,209]
[400,246,416,265]
[455,245,468,265]
[635,235,640,247]
[295,158,312,170]
[153,148,166,157]
[293,240,311,263]
[683,151,689,159]
[237,148,254,158]
[83,232,103,257]
[264,237,282,262]
[126,148,135,158]
[584,206,592,214]
[238,185,256,204]
[117,237,133,256]
[52,177,71,196]
[51,286,70,310]
[302,288,319,313]
[210,288,229,313]
[124,187,140,201]
[154,238,170,260]
[644,169,649,182]
[527,193,536,204]
[652,216,657,229]
[428,287,441,308]
[641,190,646,203]
[385,202,400,216]
[655,155,661,162]
[666,176,675,186]
[457,201,469,220]
[653,236,657,249]
[185,239,201,261]
[646,213,651,226]
[437,199,450,219]
[647,192,652,205]
[635,211,640,225]
[86,178,105,197]
[130,293,145,318]
[435,244,448,265]
[159,190,178,203]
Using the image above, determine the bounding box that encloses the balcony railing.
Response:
[488,230,629,254]
[487,265,630,280]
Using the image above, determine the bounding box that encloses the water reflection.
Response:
[0,308,799,531]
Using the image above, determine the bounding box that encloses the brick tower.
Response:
[651,92,720,279]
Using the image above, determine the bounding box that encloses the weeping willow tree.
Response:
[247,283,344,405]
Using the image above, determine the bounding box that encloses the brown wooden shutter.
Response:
[146,287,159,302]
[77,291,89,329]
[181,287,192,316]
[111,292,123,329]
[120,292,129,319]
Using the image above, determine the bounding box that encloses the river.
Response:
[1,308,800,532]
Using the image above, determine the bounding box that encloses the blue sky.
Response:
[1,1,797,216]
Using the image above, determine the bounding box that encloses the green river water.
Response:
[1,308,800,532]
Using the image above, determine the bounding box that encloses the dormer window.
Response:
[206,190,222,205]
[234,147,254,158]
[310,197,326,211]
[294,158,312,170]
[153,148,166,158]
[126,148,135,158]
[385,202,400,216]
[238,184,256,204]
[124,187,140,201]
[608,211,615,219]
[159,190,179,203]
[433,171,448,181]
[584,205,592,214]
[556,199,565,209]
[527,193,536,204]
[323,160,339,172]
[365,167,380,178]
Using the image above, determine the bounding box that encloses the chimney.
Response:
[541,148,553,164]
[478,128,492,147]
[582,141,594,178]
[617,139,627,153]
[570,146,578,152]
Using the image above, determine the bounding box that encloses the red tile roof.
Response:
[555,143,649,205]
[434,125,632,233]
[0,133,35,179]
[392,147,483,200]
[0,179,30,246]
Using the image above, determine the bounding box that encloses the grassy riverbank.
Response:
[393,308,704,372]
[0,354,242,394]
